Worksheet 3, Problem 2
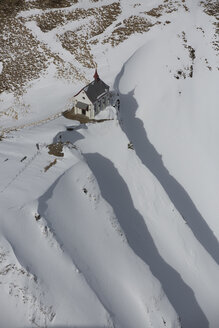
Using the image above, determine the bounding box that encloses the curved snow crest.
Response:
[39,160,180,328]
[1,203,114,328]
[116,22,219,327]
[0,235,56,327]
[118,19,219,241]
[95,106,117,120]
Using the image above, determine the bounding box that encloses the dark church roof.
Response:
[75,69,109,104]
[84,79,109,103]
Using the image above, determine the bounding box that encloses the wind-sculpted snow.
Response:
[0,0,219,327]
[115,73,219,266]
[38,160,180,328]
[116,12,219,242]
[67,118,219,328]
[84,153,208,327]
[0,118,114,327]
[112,5,219,325]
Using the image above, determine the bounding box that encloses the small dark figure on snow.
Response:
[128,142,134,150]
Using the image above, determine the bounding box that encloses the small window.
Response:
[82,109,86,115]
[82,96,85,100]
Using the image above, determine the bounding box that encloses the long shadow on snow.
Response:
[114,69,219,266]
[26,326,108,328]
[54,124,87,144]
[84,153,208,328]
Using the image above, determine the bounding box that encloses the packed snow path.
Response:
[1,112,62,135]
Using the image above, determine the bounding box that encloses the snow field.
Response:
[0,0,218,326]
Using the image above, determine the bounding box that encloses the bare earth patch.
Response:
[62,111,111,124]
[0,0,86,96]
[103,15,153,47]
[29,0,76,10]
[200,0,219,53]
[58,2,121,68]
[143,1,180,19]
[44,158,57,172]
[0,16,49,95]
[146,5,164,18]
[47,143,64,157]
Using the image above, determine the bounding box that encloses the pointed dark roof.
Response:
[83,78,109,103]
[74,70,110,103]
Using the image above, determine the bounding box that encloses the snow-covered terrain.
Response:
[0,0,218,327]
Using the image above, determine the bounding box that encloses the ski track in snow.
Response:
[1,112,62,135]
[0,149,41,193]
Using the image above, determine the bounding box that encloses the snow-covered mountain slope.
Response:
[117,0,219,244]
[0,117,180,328]
[0,0,219,327]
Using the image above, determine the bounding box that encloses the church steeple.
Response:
[93,68,100,81]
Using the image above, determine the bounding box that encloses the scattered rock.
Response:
[20,156,27,162]
[189,65,193,78]
[44,159,57,172]
[188,45,196,61]
[174,70,186,79]
[128,142,134,150]
[47,142,64,157]
[35,214,41,221]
